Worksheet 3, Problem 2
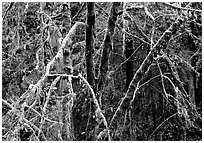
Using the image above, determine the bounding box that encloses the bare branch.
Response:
[148,113,178,140]
[112,43,144,75]
[2,99,14,110]
[144,5,155,21]
[45,22,86,75]
[117,5,144,15]
[79,74,111,141]
[43,76,61,112]
[72,3,86,22]
[109,17,184,127]
[163,2,202,12]
[118,24,151,45]
[3,2,15,21]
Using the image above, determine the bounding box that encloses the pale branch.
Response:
[79,74,111,141]
[132,20,152,44]
[144,5,155,21]
[156,59,168,96]
[148,113,178,140]
[109,50,154,128]
[175,53,201,76]
[45,22,86,75]
[109,17,184,127]
[61,22,86,51]
[155,14,177,21]
[35,48,41,70]
[24,123,38,140]
[150,21,155,49]
[38,76,61,138]
[44,117,64,125]
[162,2,202,12]
[117,5,144,15]
[24,104,42,117]
[22,116,42,134]
[72,3,86,22]
[95,3,109,17]
[159,53,188,95]
[2,99,14,110]
[163,75,176,89]
[120,25,150,45]
[38,10,57,27]
[46,73,79,79]
[12,45,79,138]
[43,76,61,112]
[190,47,202,62]
[13,21,92,115]
[139,73,171,89]
[112,43,143,75]
[117,4,153,44]
[24,104,64,126]
[122,2,127,54]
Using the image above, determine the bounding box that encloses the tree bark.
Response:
[125,40,134,91]
[86,2,96,90]
[98,2,120,91]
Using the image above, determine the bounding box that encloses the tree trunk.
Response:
[125,40,134,91]
[86,2,96,89]
[98,2,120,91]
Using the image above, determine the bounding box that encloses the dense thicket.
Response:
[2,2,202,141]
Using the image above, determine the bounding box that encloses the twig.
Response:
[117,5,144,15]
[72,3,86,22]
[122,2,126,54]
[121,27,150,45]
[113,43,143,75]
[79,74,111,141]
[148,113,178,140]
[109,17,183,128]
[2,99,14,110]
[3,2,14,21]
[144,5,155,21]
[163,2,202,12]
[38,76,61,138]
[156,59,168,97]
[118,6,152,44]
[139,73,171,89]
[43,76,61,113]
[95,3,109,17]
[45,22,86,75]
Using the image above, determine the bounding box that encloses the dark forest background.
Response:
[2,2,202,141]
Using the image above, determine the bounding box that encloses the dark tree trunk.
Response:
[85,2,97,140]
[86,2,96,90]
[125,40,134,91]
[191,55,201,108]
[98,2,120,91]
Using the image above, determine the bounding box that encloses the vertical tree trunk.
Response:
[98,2,120,91]
[191,55,200,107]
[85,3,97,140]
[86,2,96,89]
[125,40,134,91]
